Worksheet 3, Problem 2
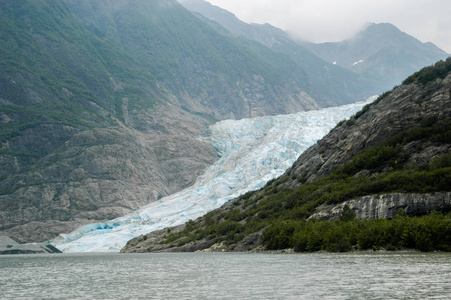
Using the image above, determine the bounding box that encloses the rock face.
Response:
[0,110,218,243]
[283,72,451,188]
[0,236,61,254]
[310,192,451,221]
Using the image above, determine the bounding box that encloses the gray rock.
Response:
[283,73,451,188]
[310,192,451,221]
[0,109,218,243]
[0,235,61,255]
[0,236,18,247]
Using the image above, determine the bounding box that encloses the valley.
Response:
[53,99,371,252]
[0,0,449,253]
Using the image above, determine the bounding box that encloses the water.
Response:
[1,252,449,299]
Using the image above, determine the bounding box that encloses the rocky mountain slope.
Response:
[122,58,451,253]
[0,0,320,242]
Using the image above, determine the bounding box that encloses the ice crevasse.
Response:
[52,97,375,252]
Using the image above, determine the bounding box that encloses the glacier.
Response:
[52,98,375,252]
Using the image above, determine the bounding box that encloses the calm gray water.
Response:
[0,252,449,299]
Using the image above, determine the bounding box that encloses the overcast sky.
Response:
[204,0,451,54]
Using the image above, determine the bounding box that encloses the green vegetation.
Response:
[263,210,451,252]
[160,117,451,251]
[1,0,323,188]
[0,0,317,147]
[403,57,451,85]
[67,0,312,102]
[0,0,160,145]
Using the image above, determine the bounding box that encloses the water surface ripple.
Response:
[1,252,449,299]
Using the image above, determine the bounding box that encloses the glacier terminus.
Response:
[52,98,376,252]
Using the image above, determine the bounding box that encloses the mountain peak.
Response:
[354,22,413,42]
[365,22,400,31]
[303,22,449,88]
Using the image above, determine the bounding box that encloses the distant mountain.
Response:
[180,0,378,106]
[303,22,449,89]
[0,0,321,242]
[180,0,449,101]
[122,58,451,253]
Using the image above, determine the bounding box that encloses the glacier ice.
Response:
[52,98,375,252]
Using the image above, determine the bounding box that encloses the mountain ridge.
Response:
[1,0,449,244]
[180,0,377,106]
[179,0,449,102]
[303,22,449,88]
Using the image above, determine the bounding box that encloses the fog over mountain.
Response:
[201,0,451,54]
[181,0,448,99]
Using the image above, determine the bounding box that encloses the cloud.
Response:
[206,0,451,53]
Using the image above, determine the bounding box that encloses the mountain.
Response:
[64,0,320,119]
[2,0,448,245]
[303,23,449,90]
[180,0,378,106]
[0,0,321,242]
[179,0,449,103]
[122,58,451,253]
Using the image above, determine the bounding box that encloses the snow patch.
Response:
[352,59,364,66]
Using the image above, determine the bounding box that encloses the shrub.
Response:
[265,212,451,252]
